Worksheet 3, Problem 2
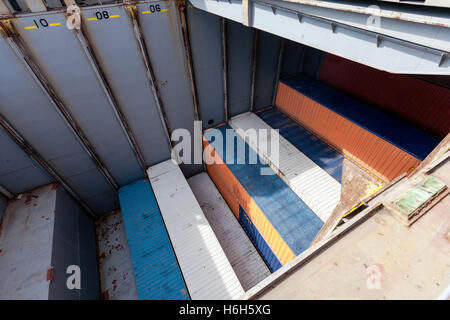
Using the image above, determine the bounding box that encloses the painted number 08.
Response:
[95,11,109,20]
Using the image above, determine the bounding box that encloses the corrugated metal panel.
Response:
[318,54,450,139]
[49,185,100,300]
[13,13,143,186]
[96,210,138,300]
[229,112,341,223]
[0,184,56,299]
[239,206,282,272]
[137,2,202,178]
[258,108,344,183]
[119,179,189,300]
[186,4,225,129]
[276,76,440,181]
[204,137,294,270]
[187,172,271,291]
[0,194,6,221]
[254,30,280,111]
[280,40,304,78]
[81,5,172,166]
[0,35,115,214]
[148,159,245,300]
[203,126,323,269]
[227,20,253,117]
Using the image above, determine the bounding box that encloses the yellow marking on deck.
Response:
[141,9,169,14]
[24,26,37,30]
[110,15,120,18]
[49,23,61,27]
[87,17,97,21]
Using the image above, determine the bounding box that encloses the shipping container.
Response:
[203,126,324,271]
[229,111,341,223]
[188,172,271,291]
[0,184,99,299]
[0,0,448,302]
[318,54,450,139]
[276,75,441,182]
[148,159,245,300]
[119,179,189,300]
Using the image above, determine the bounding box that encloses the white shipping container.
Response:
[147,159,245,300]
[229,112,341,223]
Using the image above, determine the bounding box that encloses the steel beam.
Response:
[0,20,119,192]
[23,0,47,12]
[0,111,96,218]
[0,0,10,15]
[189,0,450,74]
[124,4,173,152]
[221,17,228,122]
[70,17,148,173]
[250,28,258,112]
[0,184,14,199]
[272,38,284,106]
[177,1,204,169]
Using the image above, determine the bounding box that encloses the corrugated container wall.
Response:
[318,54,450,139]
[275,75,440,182]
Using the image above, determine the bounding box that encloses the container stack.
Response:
[275,75,440,182]
[203,126,323,272]
[119,160,245,300]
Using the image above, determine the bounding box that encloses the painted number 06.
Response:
[149,4,161,12]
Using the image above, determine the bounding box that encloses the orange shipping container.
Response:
[275,76,440,182]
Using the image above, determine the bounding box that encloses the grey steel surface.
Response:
[189,0,450,74]
[13,13,144,186]
[227,19,253,117]
[0,126,53,194]
[81,5,172,167]
[0,193,6,221]
[0,29,116,214]
[49,185,100,299]
[186,4,224,128]
[280,39,304,78]
[254,30,280,110]
[136,1,201,177]
[0,184,56,299]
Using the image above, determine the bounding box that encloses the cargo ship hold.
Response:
[0,0,449,300]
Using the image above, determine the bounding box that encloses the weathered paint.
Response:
[148,159,245,300]
[0,183,100,299]
[276,75,440,182]
[96,210,138,300]
[119,179,189,300]
[187,172,271,291]
[186,3,224,129]
[0,185,56,299]
[394,176,447,216]
[203,125,323,270]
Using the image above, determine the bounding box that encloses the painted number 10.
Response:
[33,18,49,28]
